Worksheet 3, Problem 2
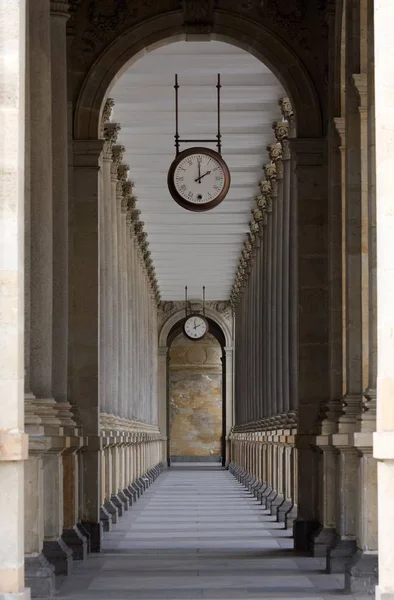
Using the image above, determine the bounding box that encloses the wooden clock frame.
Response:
[167,146,231,213]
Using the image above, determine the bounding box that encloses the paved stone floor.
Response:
[52,464,370,600]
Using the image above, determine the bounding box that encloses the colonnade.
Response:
[2,1,394,600]
[0,1,166,597]
[230,1,379,595]
[230,98,298,527]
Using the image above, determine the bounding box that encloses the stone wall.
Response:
[169,333,222,461]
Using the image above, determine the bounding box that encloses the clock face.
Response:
[184,315,208,340]
[168,147,231,212]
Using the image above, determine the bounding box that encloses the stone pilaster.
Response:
[291,138,329,551]
[50,0,69,405]
[373,1,394,598]
[346,12,378,590]
[71,139,105,552]
[29,0,53,402]
[24,437,54,599]
[101,120,118,415]
[0,1,29,598]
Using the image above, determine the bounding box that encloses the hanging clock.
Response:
[183,313,209,341]
[168,147,231,212]
[168,74,230,212]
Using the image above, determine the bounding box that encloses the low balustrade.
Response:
[99,413,166,531]
[228,413,298,528]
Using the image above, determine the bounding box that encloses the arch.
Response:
[74,11,322,140]
[158,307,232,350]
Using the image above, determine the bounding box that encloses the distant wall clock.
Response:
[167,146,231,212]
[183,313,209,340]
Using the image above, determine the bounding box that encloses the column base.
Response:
[100,506,112,532]
[62,526,88,560]
[25,553,55,598]
[277,499,293,523]
[345,549,378,595]
[269,494,284,516]
[110,494,124,517]
[123,487,134,505]
[42,538,73,575]
[126,484,138,502]
[326,538,357,573]
[80,521,102,553]
[260,485,274,507]
[117,490,129,510]
[103,499,119,523]
[0,590,31,600]
[76,521,91,553]
[293,518,321,552]
[311,527,337,557]
[285,503,297,529]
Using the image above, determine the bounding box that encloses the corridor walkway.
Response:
[52,465,368,600]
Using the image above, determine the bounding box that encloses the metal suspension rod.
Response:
[216,73,222,154]
[184,285,188,317]
[203,286,206,315]
[175,74,180,155]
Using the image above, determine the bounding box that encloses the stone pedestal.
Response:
[24,438,55,598]
[42,447,73,575]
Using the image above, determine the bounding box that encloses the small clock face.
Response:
[168,147,231,212]
[184,315,208,340]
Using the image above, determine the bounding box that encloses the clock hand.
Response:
[197,159,201,184]
[195,170,211,183]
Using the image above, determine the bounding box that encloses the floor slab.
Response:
[44,464,370,600]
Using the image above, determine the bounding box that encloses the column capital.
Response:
[50,0,70,18]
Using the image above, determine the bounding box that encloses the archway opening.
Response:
[168,331,223,463]
[165,315,228,467]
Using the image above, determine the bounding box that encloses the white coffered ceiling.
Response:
[110,40,285,301]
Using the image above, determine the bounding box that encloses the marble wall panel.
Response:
[169,333,222,460]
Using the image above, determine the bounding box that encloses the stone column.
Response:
[224,347,233,464]
[346,7,378,588]
[329,0,364,568]
[110,146,124,417]
[266,176,273,418]
[291,139,329,551]
[101,123,118,416]
[42,446,73,575]
[50,0,69,405]
[373,1,394,598]
[29,0,53,403]
[125,193,134,422]
[261,193,268,419]
[62,443,88,560]
[272,147,284,419]
[70,140,105,552]
[0,0,30,596]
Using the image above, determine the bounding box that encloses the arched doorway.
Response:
[168,332,223,464]
[159,308,232,467]
[70,7,327,554]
